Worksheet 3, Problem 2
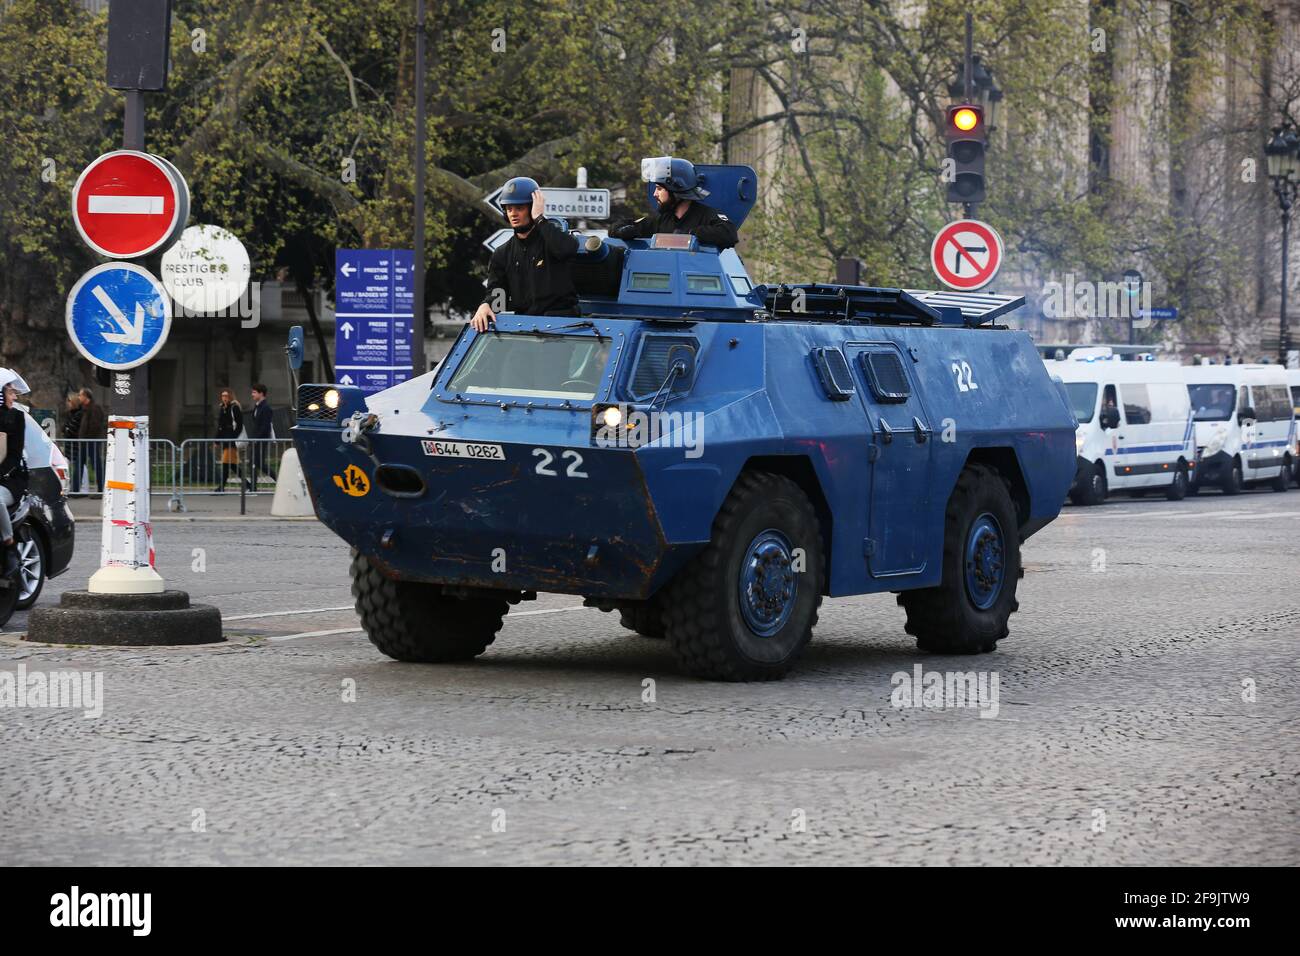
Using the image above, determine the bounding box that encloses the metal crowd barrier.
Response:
[57,438,179,502]
[175,437,295,504]
[53,437,295,512]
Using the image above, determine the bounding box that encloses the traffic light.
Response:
[945,104,986,204]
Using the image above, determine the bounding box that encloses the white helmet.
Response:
[0,368,30,394]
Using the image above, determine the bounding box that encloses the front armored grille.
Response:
[298,384,337,422]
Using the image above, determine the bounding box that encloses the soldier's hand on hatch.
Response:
[471,303,495,333]
[531,188,545,221]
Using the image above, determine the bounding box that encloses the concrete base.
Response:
[25,590,223,646]
[88,564,166,594]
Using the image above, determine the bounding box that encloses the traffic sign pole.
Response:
[28,0,222,645]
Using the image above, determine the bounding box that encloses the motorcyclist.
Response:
[0,369,31,578]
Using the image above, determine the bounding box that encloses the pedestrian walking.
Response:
[76,388,106,492]
[213,388,248,493]
[61,392,83,494]
[247,383,277,491]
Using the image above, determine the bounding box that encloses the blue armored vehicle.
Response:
[293,165,1076,680]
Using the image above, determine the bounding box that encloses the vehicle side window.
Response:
[1238,386,1251,415]
[1119,383,1151,425]
[1102,384,1118,421]
[1271,385,1293,421]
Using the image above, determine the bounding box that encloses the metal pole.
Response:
[964,13,973,100]
[114,90,148,418]
[1280,199,1291,365]
[412,0,427,379]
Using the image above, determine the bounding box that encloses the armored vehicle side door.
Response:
[846,343,935,578]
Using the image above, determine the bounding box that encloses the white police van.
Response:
[1185,364,1294,495]
[1045,349,1194,505]
[1288,368,1300,486]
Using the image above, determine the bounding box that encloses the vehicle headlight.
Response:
[324,389,340,410]
[1075,432,1085,452]
[601,405,622,428]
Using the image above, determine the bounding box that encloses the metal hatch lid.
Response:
[903,289,1025,325]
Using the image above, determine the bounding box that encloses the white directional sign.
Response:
[483,186,610,220]
[160,224,250,313]
[66,262,172,370]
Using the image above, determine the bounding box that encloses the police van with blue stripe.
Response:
[1045,349,1195,504]
[1185,364,1295,495]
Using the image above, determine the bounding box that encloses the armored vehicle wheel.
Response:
[1271,456,1291,492]
[350,552,508,663]
[1165,463,1189,501]
[1074,462,1107,506]
[661,471,823,681]
[1221,458,1243,495]
[619,599,666,639]
[899,464,1020,655]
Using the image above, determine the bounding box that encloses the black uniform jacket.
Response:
[482,218,580,316]
[610,200,738,249]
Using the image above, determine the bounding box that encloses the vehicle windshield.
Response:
[1188,383,1235,422]
[446,332,611,401]
[1064,382,1098,423]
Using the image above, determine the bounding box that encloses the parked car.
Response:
[9,407,75,609]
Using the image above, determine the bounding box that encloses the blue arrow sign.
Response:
[65,262,172,370]
[335,249,414,394]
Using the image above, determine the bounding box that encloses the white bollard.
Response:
[270,447,316,517]
[88,415,164,594]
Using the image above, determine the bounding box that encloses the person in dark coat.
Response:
[76,388,106,492]
[610,157,738,249]
[247,383,276,490]
[62,392,84,494]
[470,177,579,332]
[213,388,248,493]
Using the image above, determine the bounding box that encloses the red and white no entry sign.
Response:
[930,219,1003,291]
[71,150,187,259]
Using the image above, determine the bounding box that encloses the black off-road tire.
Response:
[350,552,508,662]
[1271,456,1291,493]
[661,471,824,681]
[898,464,1021,655]
[1076,462,1107,506]
[1221,458,1243,496]
[619,598,666,639]
[1165,462,1189,501]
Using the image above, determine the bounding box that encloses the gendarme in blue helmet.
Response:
[499,176,539,206]
[640,156,710,201]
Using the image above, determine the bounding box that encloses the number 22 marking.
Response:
[952,361,978,392]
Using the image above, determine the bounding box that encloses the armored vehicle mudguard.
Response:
[295,167,1076,680]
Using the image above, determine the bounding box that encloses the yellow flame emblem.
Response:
[333,464,370,497]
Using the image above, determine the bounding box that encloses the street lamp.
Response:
[948,54,1003,132]
[1265,124,1299,365]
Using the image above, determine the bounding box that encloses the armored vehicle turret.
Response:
[293,166,1076,680]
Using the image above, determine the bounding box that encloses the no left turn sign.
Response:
[930,219,1003,291]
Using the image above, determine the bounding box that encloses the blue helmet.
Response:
[498,176,539,207]
[641,156,710,201]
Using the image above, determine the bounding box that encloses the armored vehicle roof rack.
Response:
[763,284,1024,328]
